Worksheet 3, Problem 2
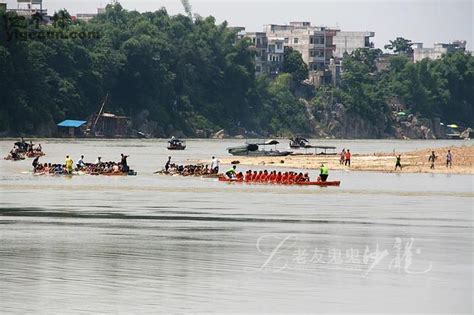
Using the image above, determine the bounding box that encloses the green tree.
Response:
[384,37,413,54]
[52,9,73,29]
[282,47,308,83]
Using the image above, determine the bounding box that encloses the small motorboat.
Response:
[167,137,186,150]
[289,136,309,148]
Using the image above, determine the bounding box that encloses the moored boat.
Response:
[289,136,309,148]
[227,140,292,156]
[167,137,186,150]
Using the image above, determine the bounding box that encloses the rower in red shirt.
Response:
[275,171,282,183]
[244,170,252,182]
[254,171,263,182]
[261,170,268,182]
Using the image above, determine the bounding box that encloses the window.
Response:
[277,43,282,50]
[284,37,289,43]
[294,38,299,44]
[256,65,261,73]
[310,50,324,58]
[257,38,261,46]
[310,36,314,44]
[314,36,325,45]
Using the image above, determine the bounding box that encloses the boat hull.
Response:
[218,177,340,186]
[26,152,45,158]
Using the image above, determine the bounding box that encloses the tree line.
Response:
[0,4,472,137]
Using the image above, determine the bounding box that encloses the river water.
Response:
[0,139,472,313]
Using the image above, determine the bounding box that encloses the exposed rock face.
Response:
[393,114,435,139]
[134,110,163,137]
[314,103,393,138]
[312,97,437,139]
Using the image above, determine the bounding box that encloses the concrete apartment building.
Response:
[245,22,376,86]
[246,22,340,85]
[333,31,375,58]
[76,8,106,22]
[413,41,466,62]
[4,0,47,17]
[246,32,287,76]
[263,22,339,72]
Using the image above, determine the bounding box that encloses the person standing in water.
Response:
[395,155,402,170]
[446,150,452,168]
[428,151,437,169]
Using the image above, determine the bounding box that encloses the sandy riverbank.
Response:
[199,145,473,175]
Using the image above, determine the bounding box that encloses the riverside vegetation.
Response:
[0,3,472,137]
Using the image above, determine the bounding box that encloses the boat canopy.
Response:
[304,145,336,149]
[57,120,87,128]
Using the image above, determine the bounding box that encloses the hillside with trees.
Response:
[0,4,472,138]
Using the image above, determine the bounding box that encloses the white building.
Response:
[6,0,47,16]
[263,22,338,72]
[333,31,375,58]
[76,7,106,22]
[413,41,467,62]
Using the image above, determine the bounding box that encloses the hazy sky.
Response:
[5,0,473,50]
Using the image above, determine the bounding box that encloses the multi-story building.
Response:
[5,0,47,16]
[246,32,268,75]
[413,41,466,62]
[333,31,375,58]
[246,32,284,75]
[244,22,376,86]
[75,8,106,22]
[264,22,339,72]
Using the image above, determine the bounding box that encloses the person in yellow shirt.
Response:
[65,155,74,174]
[319,163,329,182]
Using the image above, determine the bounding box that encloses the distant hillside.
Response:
[0,4,472,138]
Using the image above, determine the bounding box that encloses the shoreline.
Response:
[199,145,474,175]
